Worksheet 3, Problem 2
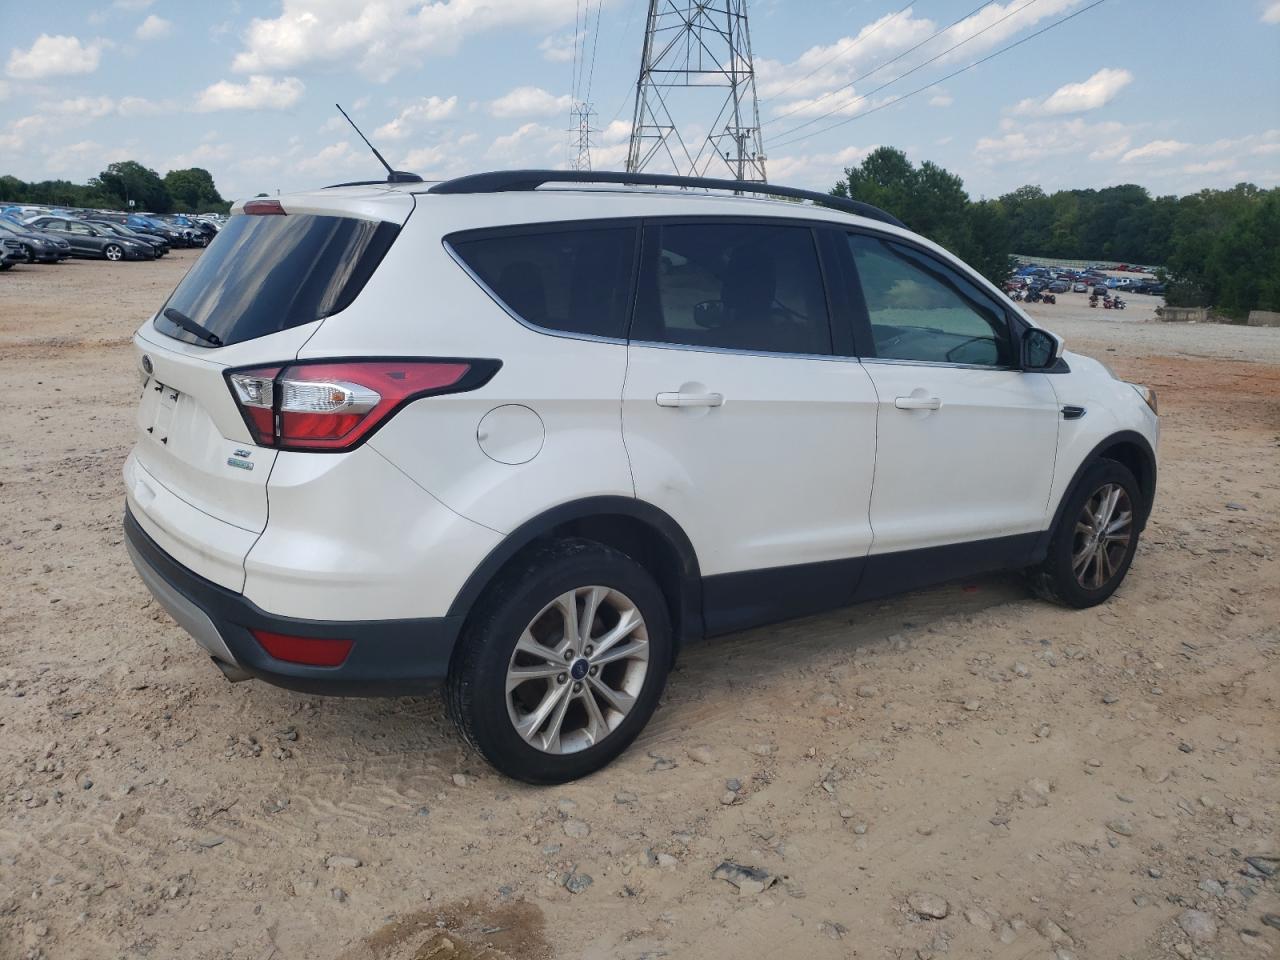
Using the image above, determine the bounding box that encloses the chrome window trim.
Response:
[628,338,863,364]
[861,357,1021,373]
[442,239,628,347]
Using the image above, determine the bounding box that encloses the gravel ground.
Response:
[1,253,1277,960]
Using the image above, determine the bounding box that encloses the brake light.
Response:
[252,629,352,666]
[243,199,286,215]
[226,359,498,452]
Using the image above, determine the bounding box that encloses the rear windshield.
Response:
[154,212,399,347]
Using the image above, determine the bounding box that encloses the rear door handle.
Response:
[656,391,724,408]
[894,396,942,411]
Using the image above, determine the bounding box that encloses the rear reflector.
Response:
[226,358,500,452]
[243,199,286,215]
[252,629,352,667]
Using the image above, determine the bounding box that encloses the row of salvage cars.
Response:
[0,210,219,269]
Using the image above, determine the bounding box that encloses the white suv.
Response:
[124,170,1159,783]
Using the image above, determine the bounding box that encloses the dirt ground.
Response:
[1,252,1277,960]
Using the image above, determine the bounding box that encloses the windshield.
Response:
[154,212,399,348]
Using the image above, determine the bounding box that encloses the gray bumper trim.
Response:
[127,538,241,668]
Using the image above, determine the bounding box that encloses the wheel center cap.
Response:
[570,658,589,681]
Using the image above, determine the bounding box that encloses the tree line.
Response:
[0,160,229,215]
[832,147,1279,318]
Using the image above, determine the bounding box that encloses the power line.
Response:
[585,0,603,105]
[763,0,998,128]
[760,0,916,106]
[769,0,1110,150]
[768,0,1044,142]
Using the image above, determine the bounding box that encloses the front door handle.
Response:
[656,391,724,408]
[894,396,942,411]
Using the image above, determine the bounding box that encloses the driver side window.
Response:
[633,222,832,355]
[847,233,1012,367]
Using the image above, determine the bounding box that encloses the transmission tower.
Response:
[626,0,767,182]
[568,101,596,171]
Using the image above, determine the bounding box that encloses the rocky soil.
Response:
[0,254,1276,959]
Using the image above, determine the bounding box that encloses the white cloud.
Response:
[768,145,879,189]
[756,11,936,101]
[929,91,953,108]
[197,76,305,112]
[373,95,458,140]
[1263,1,1280,23]
[296,141,364,176]
[166,142,234,170]
[1120,139,1190,163]
[485,122,560,161]
[1183,158,1235,175]
[1012,67,1133,116]
[488,85,572,119]
[6,34,104,79]
[539,30,582,63]
[135,15,173,41]
[0,80,9,102]
[975,117,1131,164]
[231,0,596,81]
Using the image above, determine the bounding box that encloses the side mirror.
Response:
[1022,327,1062,370]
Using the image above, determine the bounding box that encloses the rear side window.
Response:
[155,213,399,348]
[449,225,637,339]
[633,222,832,356]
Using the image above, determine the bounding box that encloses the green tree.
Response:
[163,167,225,212]
[92,160,171,212]
[833,146,1012,284]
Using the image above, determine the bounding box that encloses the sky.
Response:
[1,0,1278,205]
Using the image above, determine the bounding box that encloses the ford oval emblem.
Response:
[141,355,153,375]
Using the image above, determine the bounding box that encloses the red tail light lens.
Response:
[252,629,352,666]
[226,359,498,452]
[243,199,286,215]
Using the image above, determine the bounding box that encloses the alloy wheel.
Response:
[505,585,650,755]
[1071,482,1133,590]
[104,244,123,261]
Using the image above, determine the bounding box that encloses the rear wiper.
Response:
[163,307,223,347]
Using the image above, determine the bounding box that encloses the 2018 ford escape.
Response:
[124,170,1159,783]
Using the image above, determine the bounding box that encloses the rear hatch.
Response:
[127,187,415,589]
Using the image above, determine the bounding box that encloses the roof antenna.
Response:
[334,103,422,184]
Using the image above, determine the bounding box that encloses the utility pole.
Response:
[568,101,596,171]
[626,0,767,182]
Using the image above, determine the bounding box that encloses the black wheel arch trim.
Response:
[1036,430,1157,560]
[446,495,704,644]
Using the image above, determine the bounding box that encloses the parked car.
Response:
[27,216,156,260]
[0,237,26,270]
[111,213,186,247]
[85,219,170,256]
[123,170,1160,783]
[0,220,71,263]
[1072,282,1088,293]
[1144,282,1165,296]
[1047,280,1070,293]
[159,215,208,248]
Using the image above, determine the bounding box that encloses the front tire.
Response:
[103,243,123,261]
[1030,460,1142,608]
[446,539,672,784]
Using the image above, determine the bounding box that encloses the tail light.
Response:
[226,358,500,452]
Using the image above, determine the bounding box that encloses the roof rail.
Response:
[426,169,905,229]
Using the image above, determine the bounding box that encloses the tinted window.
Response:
[450,225,636,339]
[634,222,831,355]
[848,233,1012,366]
[155,213,399,348]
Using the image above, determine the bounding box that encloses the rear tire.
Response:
[446,538,672,784]
[1030,460,1142,608]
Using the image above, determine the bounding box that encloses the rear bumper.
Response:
[124,506,463,696]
